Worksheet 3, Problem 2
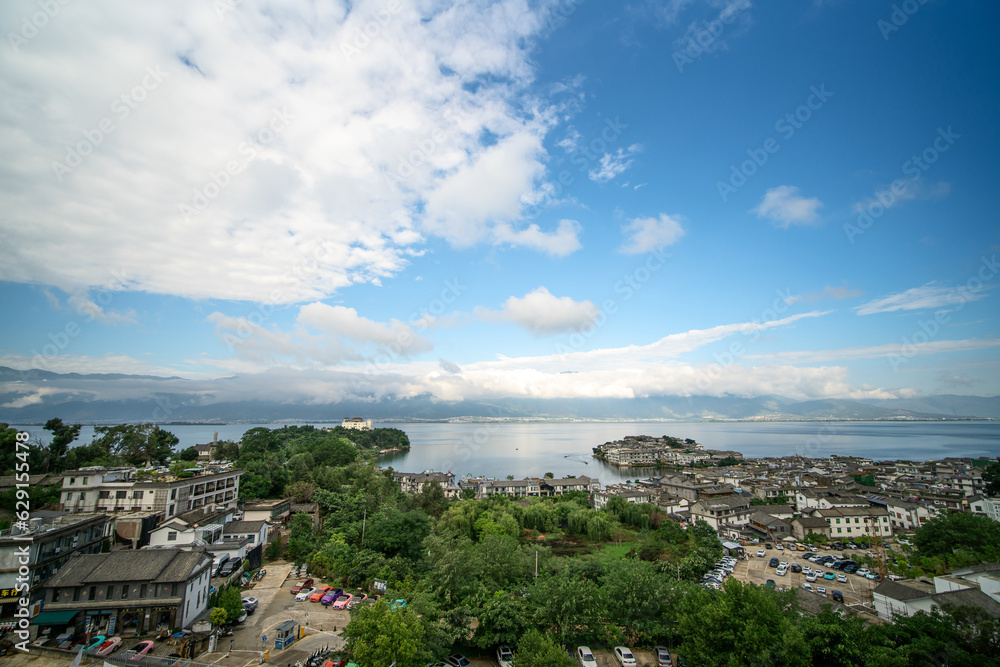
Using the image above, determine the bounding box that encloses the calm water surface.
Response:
[12,421,1000,485]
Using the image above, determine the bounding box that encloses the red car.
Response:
[309,586,334,602]
[291,578,315,594]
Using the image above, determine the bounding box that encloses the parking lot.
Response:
[733,545,879,606]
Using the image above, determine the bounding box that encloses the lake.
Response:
[11,420,1000,485]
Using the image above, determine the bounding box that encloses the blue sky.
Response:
[1,0,998,410]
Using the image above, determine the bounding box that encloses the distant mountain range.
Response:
[1,366,998,422]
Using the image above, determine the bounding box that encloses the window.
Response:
[52,589,59,603]
[167,531,177,541]
[170,489,177,500]
[79,492,85,500]
[132,491,143,498]
[122,586,129,599]
[89,586,96,600]
[82,477,88,485]
[171,583,178,596]
[837,528,842,534]
[247,535,254,543]
[116,490,127,499]
[73,588,80,602]
[99,491,111,499]
[140,584,147,597]
[70,477,76,485]
[65,493,72,502]
[107,585,114,599]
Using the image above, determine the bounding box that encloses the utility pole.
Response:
[360,509,366,547]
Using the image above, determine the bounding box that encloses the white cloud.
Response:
[619,214,685,254]
[856,282,987,315]
[0,0,576,304]
[588,144,642,183]
[492,219,582,257]
[752,185,823,228]
[745,338,1000,363]
[852,179,950,215]
[479,287,600,334]
[786,285,864,305]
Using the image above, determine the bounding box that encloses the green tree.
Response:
[678,579,809,667]
[178,446,199,461]
[982,461,1000,496]
[343,599,429,667]
[514,628,574,667]
[285,480,317,503]
[914,511,1000,562]
[285,513,316,564]
[474,591,528,648]
[92,424,178,467]
[716,456,740,467]
[209,607,228,627]
[43,418,81,471]
[218,587,244,623]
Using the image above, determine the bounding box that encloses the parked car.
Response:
[577,646,599,667]
[321,589,343,605]
[816,586,827,594]
[776,543,784,551]
[444,653,471,667]
[790,564,802,573]
[296,587,316,601]
[766,579,776,589]
[768,557,779,568]
[654,645,673,667]
[332,594,353,609]
[95,637,122,656]
[614,647,637,667]
[242,596,259,613]
[213,555,230,577]
[775,566,787,576]
[837,574,848,583]
[856,567,871,577]
[806,573,817,582]
[291,578,315,594]
[310,586,334,602]
[86,635,107,652]
[348,593,368,609]
[832,590,845,603]
[756,549,766,557]
[765,543,772,549]
[802,583,813,591]
[129,641,156,661]
[824,572,836,580]
[497,645,515,667]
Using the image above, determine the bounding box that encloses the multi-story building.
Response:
[540,476,600,496]
[0,512,112,620]
[393,471,458,496]
[593,488,653,510]
[148,506,235,548]
[35,547,213,639]
[883,497,938,532]
[690,495,753,530]
[813,506,893,539]
[59,467,242,520]
[341,417,372,431]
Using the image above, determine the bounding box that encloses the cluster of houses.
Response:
[592,435,743,467]
[0,463,318,646]
[391,471,601,499]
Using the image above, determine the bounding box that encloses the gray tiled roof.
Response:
[873,579,934,601]
[222,520,267,534]
[932,589,1000,618]
[47,549,210,587]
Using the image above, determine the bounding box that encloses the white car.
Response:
[776,544,784,551]
[775,566,788,576]
[614,647,637,667]
[816,586,827,594]
[577,646,598,667]
[837,574,848,583]
[802,583,813,591]
[295,587,315,601]
[756,549,766,557]
[779,561,789,568]
[806,573,817,582]
[497,645,514,667]
[856,567,871,577]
